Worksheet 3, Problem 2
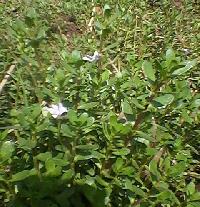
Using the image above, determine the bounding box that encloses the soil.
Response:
[50,14,82,50]
[173,0,183,8]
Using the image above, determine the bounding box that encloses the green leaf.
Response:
[101,70,110,82]
[0,130,10,141]
[75,145,98,150]
[193,99,200,108]
[154,181,169,191]
[142,60,156,82]
[74,152,104,162]
[53,157,69,167]
[172,60,196,76]
[0,141,15,161]
[12,19,27,33]
[103,4,111,17]
[154,94,174,107]
[36,152,52,162]
[45,159,61,177]
[124,179,133,190]
[157,190,180,205]
[149,160,161,180]
[187,202,200,207]
[125,179,146,197]
[181,110,193,124]
[86,117,95,127]
[36,121,49,132]
[61,124,76,137]
[166,48,176,65]
[169,161,187,177]
[135,137,149,146]
[122,100,133,114]
[17,138,37,151]
[31,104,42,120]
[120,166,135,177]
[26,7,38,19]
[187,182,196,195]
[190,192,200,201]
[103,4,111,11]
[55,69,65,82]
[96,175,109,187]
[136,131,154,141]
[112,148,130,156]
[78,102,98,110]
[112,158,124,173]
[79,112,89,125]
[11,169,36,182]
[71,50,81,60]
[130,185,146,197]
[67,110,78,124]
[0,175,5,182]
[61,169,74,181]
[132,98,145,110]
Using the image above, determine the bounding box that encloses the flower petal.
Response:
[82,51,100,62]
[82,55,94,62]
[58,103,68,114]
[42,103,68,118]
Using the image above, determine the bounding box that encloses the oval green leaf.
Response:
[142,60,156,82]
[154,94,174,107]
[172,60,196,76]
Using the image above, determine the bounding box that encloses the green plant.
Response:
[0,1,199,207]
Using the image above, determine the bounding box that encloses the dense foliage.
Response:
[0,1,199,206]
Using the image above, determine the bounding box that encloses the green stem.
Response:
[33,157,42,182]
[32,132,42,181]
[57,119,62,146]
[70,129,80,169]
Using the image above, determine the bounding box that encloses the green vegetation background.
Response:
[0,1,199,206]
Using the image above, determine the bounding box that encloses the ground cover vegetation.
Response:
[0,0,200,206]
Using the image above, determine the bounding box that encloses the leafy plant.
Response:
[0,1,199,207]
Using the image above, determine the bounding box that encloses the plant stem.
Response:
[57,118,63,146]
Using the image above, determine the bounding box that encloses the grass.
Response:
[0,0,200,206]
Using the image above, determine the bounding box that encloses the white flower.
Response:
[182,48,191,55]
[42,103,68,118]
[82,51,100,62]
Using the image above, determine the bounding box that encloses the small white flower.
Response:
[4,140,14,145]
[82,51,100,62]
[42,103,68,118]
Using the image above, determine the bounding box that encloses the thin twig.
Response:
[151,116,157,143]
[87,0,95,32]
[102,55,119,74]
[0,64,16,95]
[108,58,119,74]
[87,2,102,32]
[88,16,95,32]
[133,15,138,54]
[152,147,165,163]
